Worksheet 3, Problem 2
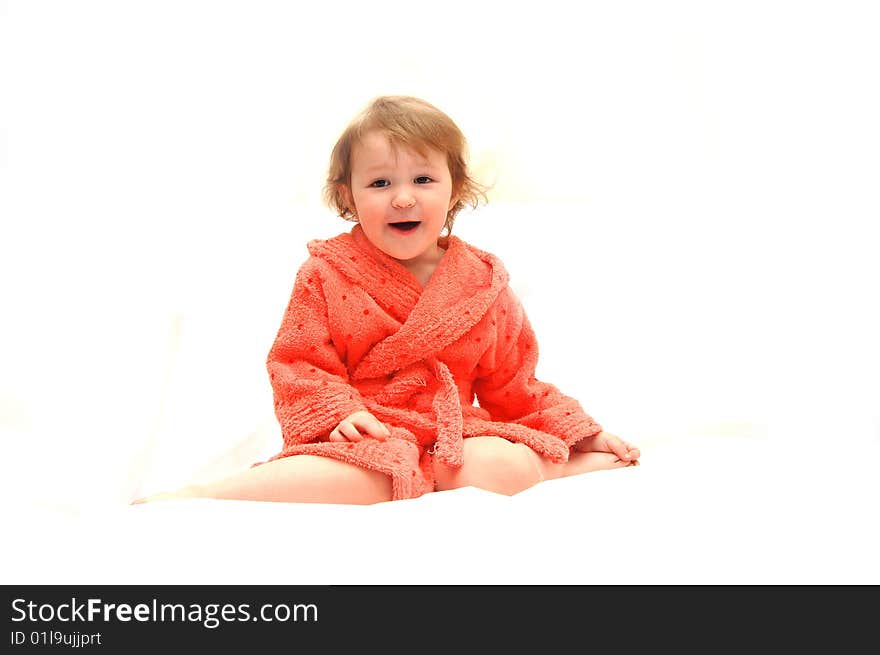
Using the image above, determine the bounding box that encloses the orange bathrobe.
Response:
[262,224,603,500]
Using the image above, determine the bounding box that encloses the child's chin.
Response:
[380,241,423,261]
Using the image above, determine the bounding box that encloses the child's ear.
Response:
[338,184,354,213]
[448,192,460,211]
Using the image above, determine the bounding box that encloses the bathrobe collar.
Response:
[308,224,509,379]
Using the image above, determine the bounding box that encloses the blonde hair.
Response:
[323,95,489,234]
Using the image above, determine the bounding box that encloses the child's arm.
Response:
[267,258,371,449]
[473,288,603,449]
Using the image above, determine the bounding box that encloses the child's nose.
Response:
[392,192,416,209]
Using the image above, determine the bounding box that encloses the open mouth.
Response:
[389,221,421,232]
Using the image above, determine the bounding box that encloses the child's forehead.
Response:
[352,131,444,169]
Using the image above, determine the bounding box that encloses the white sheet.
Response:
[4,435,878,585]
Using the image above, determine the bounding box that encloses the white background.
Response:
[1,0,878,567]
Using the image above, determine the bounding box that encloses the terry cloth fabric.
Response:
[259,223,603,500]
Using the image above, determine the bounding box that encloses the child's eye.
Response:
[415,176,433,184]
[370,179,390,188]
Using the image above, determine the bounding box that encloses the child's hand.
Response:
[573,430,640,465]
[329,410,392,442]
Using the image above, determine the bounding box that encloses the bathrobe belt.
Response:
[425,357,465,468]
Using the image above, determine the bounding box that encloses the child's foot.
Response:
[573,431,640,463]
[130,486,200,505]
[565,450,639,476]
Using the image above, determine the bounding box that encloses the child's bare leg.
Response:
[133,454,393,505]
[433,436,542,495]
[433,436,634,496]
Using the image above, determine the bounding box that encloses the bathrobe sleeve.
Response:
[266,257,369,447]
[473,288,603,448]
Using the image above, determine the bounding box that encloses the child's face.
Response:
[343,131,458,268]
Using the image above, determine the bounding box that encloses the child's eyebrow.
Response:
[362,161,439,173]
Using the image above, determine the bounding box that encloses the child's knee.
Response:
[435,436,543,496]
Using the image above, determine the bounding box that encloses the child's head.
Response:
[323,95,487,236]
